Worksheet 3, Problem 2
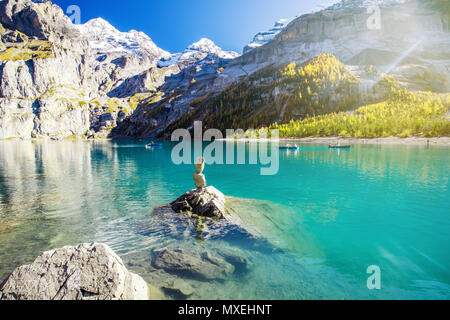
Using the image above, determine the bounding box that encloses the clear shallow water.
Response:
[0,140,449,299]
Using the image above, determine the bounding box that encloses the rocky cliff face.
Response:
[0,0,165,139]
[0,0,78,41]
[0,0,238,140]
[222,0,449,91]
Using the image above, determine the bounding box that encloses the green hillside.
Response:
[165,54,366,134]
[267,89,450,138]
[165,53,449,139]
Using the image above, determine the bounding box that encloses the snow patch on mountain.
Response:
[325,0,406,11]
[188,38,239,59]
[242,1,342,54]
[158,38,239,68]
[309,0,343,12]
[243,18,297,54]
[76,18,169,59]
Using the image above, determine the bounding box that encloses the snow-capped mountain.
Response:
[158,38,239,68]
[242,1,342,54]
[76,18,169,59]
[243,18,297,54]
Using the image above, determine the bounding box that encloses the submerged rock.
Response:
[0,243,150,300]
[152,249,234,281]
[150,203,261,242]
[160,279,195,299]
[170,186,227,219]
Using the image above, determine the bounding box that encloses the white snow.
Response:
[244,18,297,53]
[187,38,239,59]
[324,0,406,11]
[76,18,169,58]
[158,38,239,68]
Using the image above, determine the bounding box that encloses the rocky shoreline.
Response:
[221,137,450,146]
[2,136,449,146]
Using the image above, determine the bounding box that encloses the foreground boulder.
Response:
[170,186,227,219]
[0,243,150,300]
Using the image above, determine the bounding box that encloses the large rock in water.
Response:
[0,243,150,300]
[146,186,263,241]
[171,186,227,219]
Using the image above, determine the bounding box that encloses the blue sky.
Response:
[50,0,330,54]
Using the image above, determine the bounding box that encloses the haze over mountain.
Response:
[0,0,448,140]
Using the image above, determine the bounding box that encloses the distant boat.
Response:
[279,146,300,150]
[146,142,162,149]
[329,144,351,149]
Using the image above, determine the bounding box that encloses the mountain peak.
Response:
[189,38,216,48]
[75,17,168,59]
[158,38,239,68]
[186,38,238,57]
[82,17,117,31]
[186,38,220,54]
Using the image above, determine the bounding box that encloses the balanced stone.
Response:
[195,157,205,173]
[193,157,207,189]
[193,173,206,189]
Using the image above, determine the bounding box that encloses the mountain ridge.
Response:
[0,0,449,140]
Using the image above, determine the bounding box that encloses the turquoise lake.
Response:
[0,140,449,299]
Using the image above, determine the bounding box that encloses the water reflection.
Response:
[0,140,163,279]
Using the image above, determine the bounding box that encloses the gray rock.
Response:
[171,186,227,219]
[220,251,253,274]
[152,248,234,281]
[0,243,150,300]
[100,113,115,122]
[147,191,263,242]
[0,0,79,40]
